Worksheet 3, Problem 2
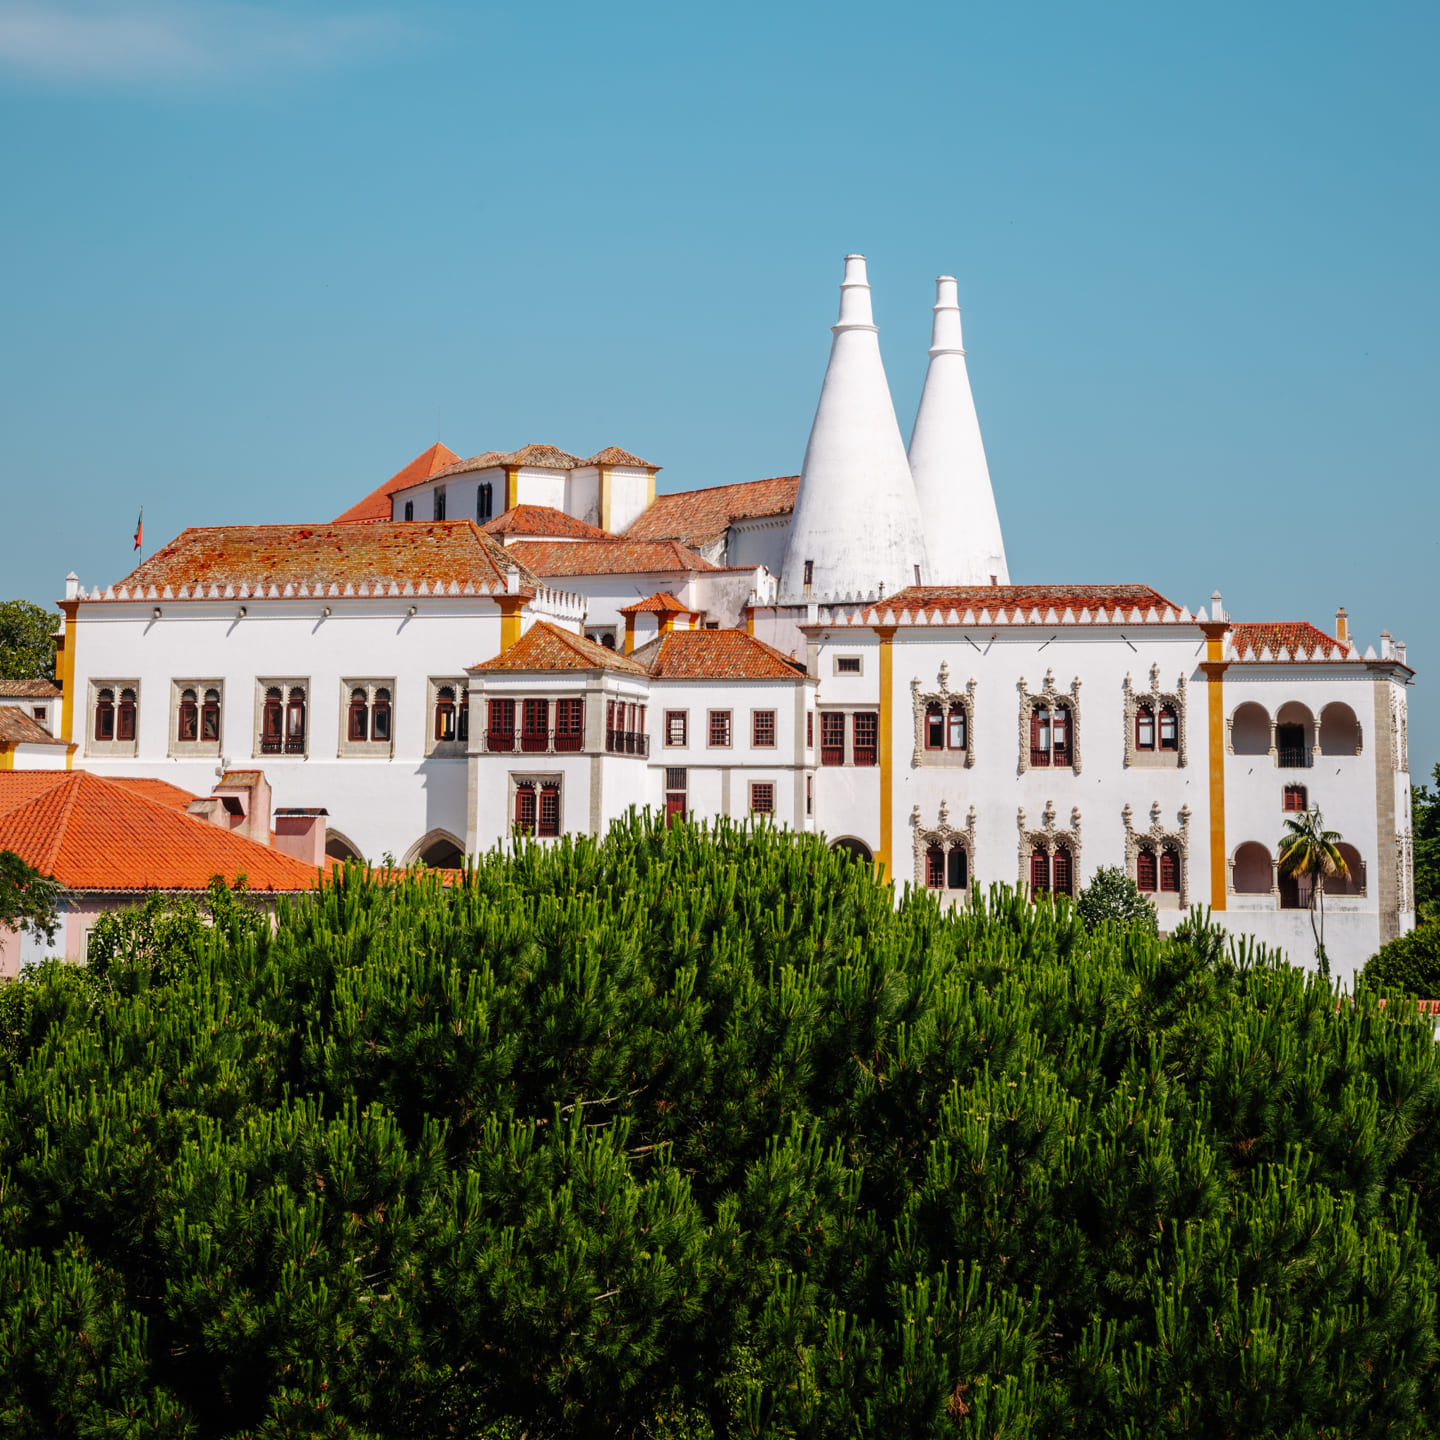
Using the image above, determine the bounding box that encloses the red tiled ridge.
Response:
[618,592,696,615]
[0,710,65,745]
[482,505,613,541]
[584,446,660,469]
[509,539,718,577]
[333,443,461,524]
[0,679,61,699]
[1229,621,1354,663]
[839,583,1185,626]
[431,443,583,480]
[633,629,806,680]
[470,620,649,675]
[107,522,532,598]
[626,476,799,549]
[106,776,200,811]
[0,770,322,894]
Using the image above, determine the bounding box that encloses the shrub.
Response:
[1074,862,1158,934]
[1361,921,1440,997]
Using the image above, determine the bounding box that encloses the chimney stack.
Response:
[1335,606,1349,644]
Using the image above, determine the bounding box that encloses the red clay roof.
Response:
[106,776,199,810]
[0,710,66,745]
[584,446,660,469]
[509,539,718,577]
[0,770,322,894]
[1230,621,1353,662]
[625,476,799,548]
[0,679,61,699]
[471,620,648,675]
[618,592,696,616]
[333,443,461,524]
[481,505,613,541]
[110,521,530,596]
[431,444,583,480]
[849,583,1182,623]
[632,629,807,680]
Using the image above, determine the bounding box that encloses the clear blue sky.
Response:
[2,1,1436,772]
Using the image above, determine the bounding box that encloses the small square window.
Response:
[1283,784,1308,812]
[708,710,731,748]
[750,782,774,815]
[752,709,776,747]
[836,656,862,675]
[665,710,688,747]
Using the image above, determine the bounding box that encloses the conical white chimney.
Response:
[907,277,1009,586]
[779,255,930,603]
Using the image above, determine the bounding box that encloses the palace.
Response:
[45,256,1415,983]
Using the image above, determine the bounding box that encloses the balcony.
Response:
[606,729,649,757]
[489,727,589,755]
[485,729,516,753]
[852,746,877,767]
[1278,745,1312,769]
[820,745,843,767]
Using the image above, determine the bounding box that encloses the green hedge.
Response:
[1361,921,1440,997]
[2,813,1440,1438]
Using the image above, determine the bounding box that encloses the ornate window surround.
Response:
[1017,801,1082,889]
[910,799,976,893]
[1123,664,1187,769]
[1123,801,1193,909]
[910,661,976,769]
[1017,669,1082,775]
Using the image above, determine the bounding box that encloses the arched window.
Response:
[261,687,284,753]
[1276,702,1314,769]
[456,692,468,743]
[600,633,616,650]
[178,688,199,741]
[1051,705,1071,767]
[925,703,944,750]
[372,688,391,742]
[1159,706,1178,752]
[1231,702,1271,756]
[1159,847,1180,894]
[285,687,306,753]
[1283,784,1308,812]
[1136,705,1155,751]
[1233,842,1274,894]
[348,687,370,742]
[435,686,457,742]
[1319,703,1361,756]
[1030,705,1052,767]
[1052,846,1073,897]
[514,783,537,835]
[201,688,221,742]
[1328,843,1365,897]
[538,784,561,838]
[117,688,137,742]
[94,688,115,741]
[1030,847,1050,897]
[947,846,967,890]
[433,485,447,521]
[477,482,494,522]
[1136,846,1157,893]
[947,705,966,751]
[926,844,944,888]
[403,500,414,521]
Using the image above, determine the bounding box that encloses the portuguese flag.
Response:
[133,508,143,551]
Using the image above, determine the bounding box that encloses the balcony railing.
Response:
[489,727,588,755]
[1278,745,1312,769]
[606,729,649,757]
[486,729,515,753]
[260,737,306,756]
[820,745,844,767]
[852,746,877,767]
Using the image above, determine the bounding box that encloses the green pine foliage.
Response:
[1362,924,1440,999]
[3,814,1440,1437]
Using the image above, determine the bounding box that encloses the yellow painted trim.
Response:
[0,745,14,771]
[877,626,896,881]
[1203,627,1228,911]
[499,598,524,651]
[647,469,656,508]
[504,467,519,511]
[624,615,636,654]
[58,603,77,768]
[745,607,755,637]
[658,613,674,636]
[599,467,612,533]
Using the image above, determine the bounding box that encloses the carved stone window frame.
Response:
[1123,801,1192,910]
[910,799,976,894]
[910,661,976,769]
[1017,801,1082,890]
[1017,669,1082,775]
[1123,664,1187,769]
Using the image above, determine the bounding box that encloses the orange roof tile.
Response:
[481,505,613,541]
[431,444,583,481]
[333,443,461,524]
[0,709,66,746]
[849,583,1181,623]
[0,679,61,699]
[106,776,199,810]
[471,620,648,675]
[1230,622,1353,662]
[625,476,799,548]
[633,629,806,680]
[618,592,697,616]
[509,539,718,577]
[584,446,660,469]
[0,771,322,894]
[111,521,530,596]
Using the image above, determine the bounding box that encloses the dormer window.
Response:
[433,485,447,521]
[477,482,494,521]
[404,500,414,521]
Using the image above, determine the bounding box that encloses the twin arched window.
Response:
[1030,846,1073,898]
[924,702,967,752]
[926,844,969,890]
[178,687,221,743]
[262,686,307,754]
[1029,704,1072,768]
[1136,845,1180,894]
[94,687,137,742]
[1135,704,1178,752]
[434,685,468,743]
[349,686,392,743]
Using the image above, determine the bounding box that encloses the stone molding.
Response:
[1122,664,1187,768]
[1017,669,1082,776]
[910,661,976,769]
[910,798,977,891]
[1017,800,1082,890]
[1122,800,1193,909]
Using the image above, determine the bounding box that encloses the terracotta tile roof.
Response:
[106,776,199,810]
[482,505,613,541]
[333,443,461,524]
[1229,621,1355,662]
[509,539,718,577]
[471,620,649,675]
[0,771,322,894]
[0,709,66,745]
[842,583,1185,625]
[431,444,583,480]
[108,521,531,597]
[618,592,696,616]
[633,629,807,680]
[584,446,660,469]
[625,476,799,548]
[0,679,61,699]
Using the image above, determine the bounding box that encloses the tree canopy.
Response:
[0,850,61,942]
[2,815,1440,1438]
[1415,763,1440,925]
[0,598,59,682]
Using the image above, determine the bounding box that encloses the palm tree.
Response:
[1277,808,1350,979]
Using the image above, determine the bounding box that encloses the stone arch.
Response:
[1319,701,1362,756]
[1229,702,1271,756]
[324,828,364,863]
[830,836,873,865]
[1328,842,1367,897]
[404,828,466,869]
[910,801,975,895]
[1231,841,1275,895]
[1275,701,1315,767]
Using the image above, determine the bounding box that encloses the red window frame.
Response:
[1283,784,1308,813]
[1052,846,1073,896]
[1136,847,1157,893]
[852,711,878,766]
[924,703,944,750]
[752,709,776,748]
[947,706,966,751]
[261,688,283,752]
[1136,705,1155,751]
[926,844,945,888]
[522,698,549,753]
[514,784,536,835]
[708,710,731,748]
[538,784,561,838]
[178,689,199,742]
[665,710,687,747]
[1159,706,1178,751]
[555,698,584,751]
[820,711,845,766]
[283,688,306,754]
[1030,706,1050,767]
[1030,848,1049,897]
[806,711,814,748]
[94,689,115,741]
[1159,848,1180,894]
[435,686,457,742]
[750,782,775,815]
[836,656,861,674]
[372,688,392,742]
[117,688,137,743]
[348,688,369,742]
[1051,705,1072,768]
[200,689,221,742]
[947,846,967,890]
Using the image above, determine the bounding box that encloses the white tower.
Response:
[907,277,1009,586]
[779,255,929,603]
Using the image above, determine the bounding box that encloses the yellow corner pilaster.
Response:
[624,615,636,654]
[647,468,656,508]
[745,607,755,637]
[599,467,612,533]
[0,745,14,771]
[504,467,519,511]
[659,613,674,636]
[877,626,896,881]
[1203,628,1228,911]
[499,598,524,651]
[58,603,77,768]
